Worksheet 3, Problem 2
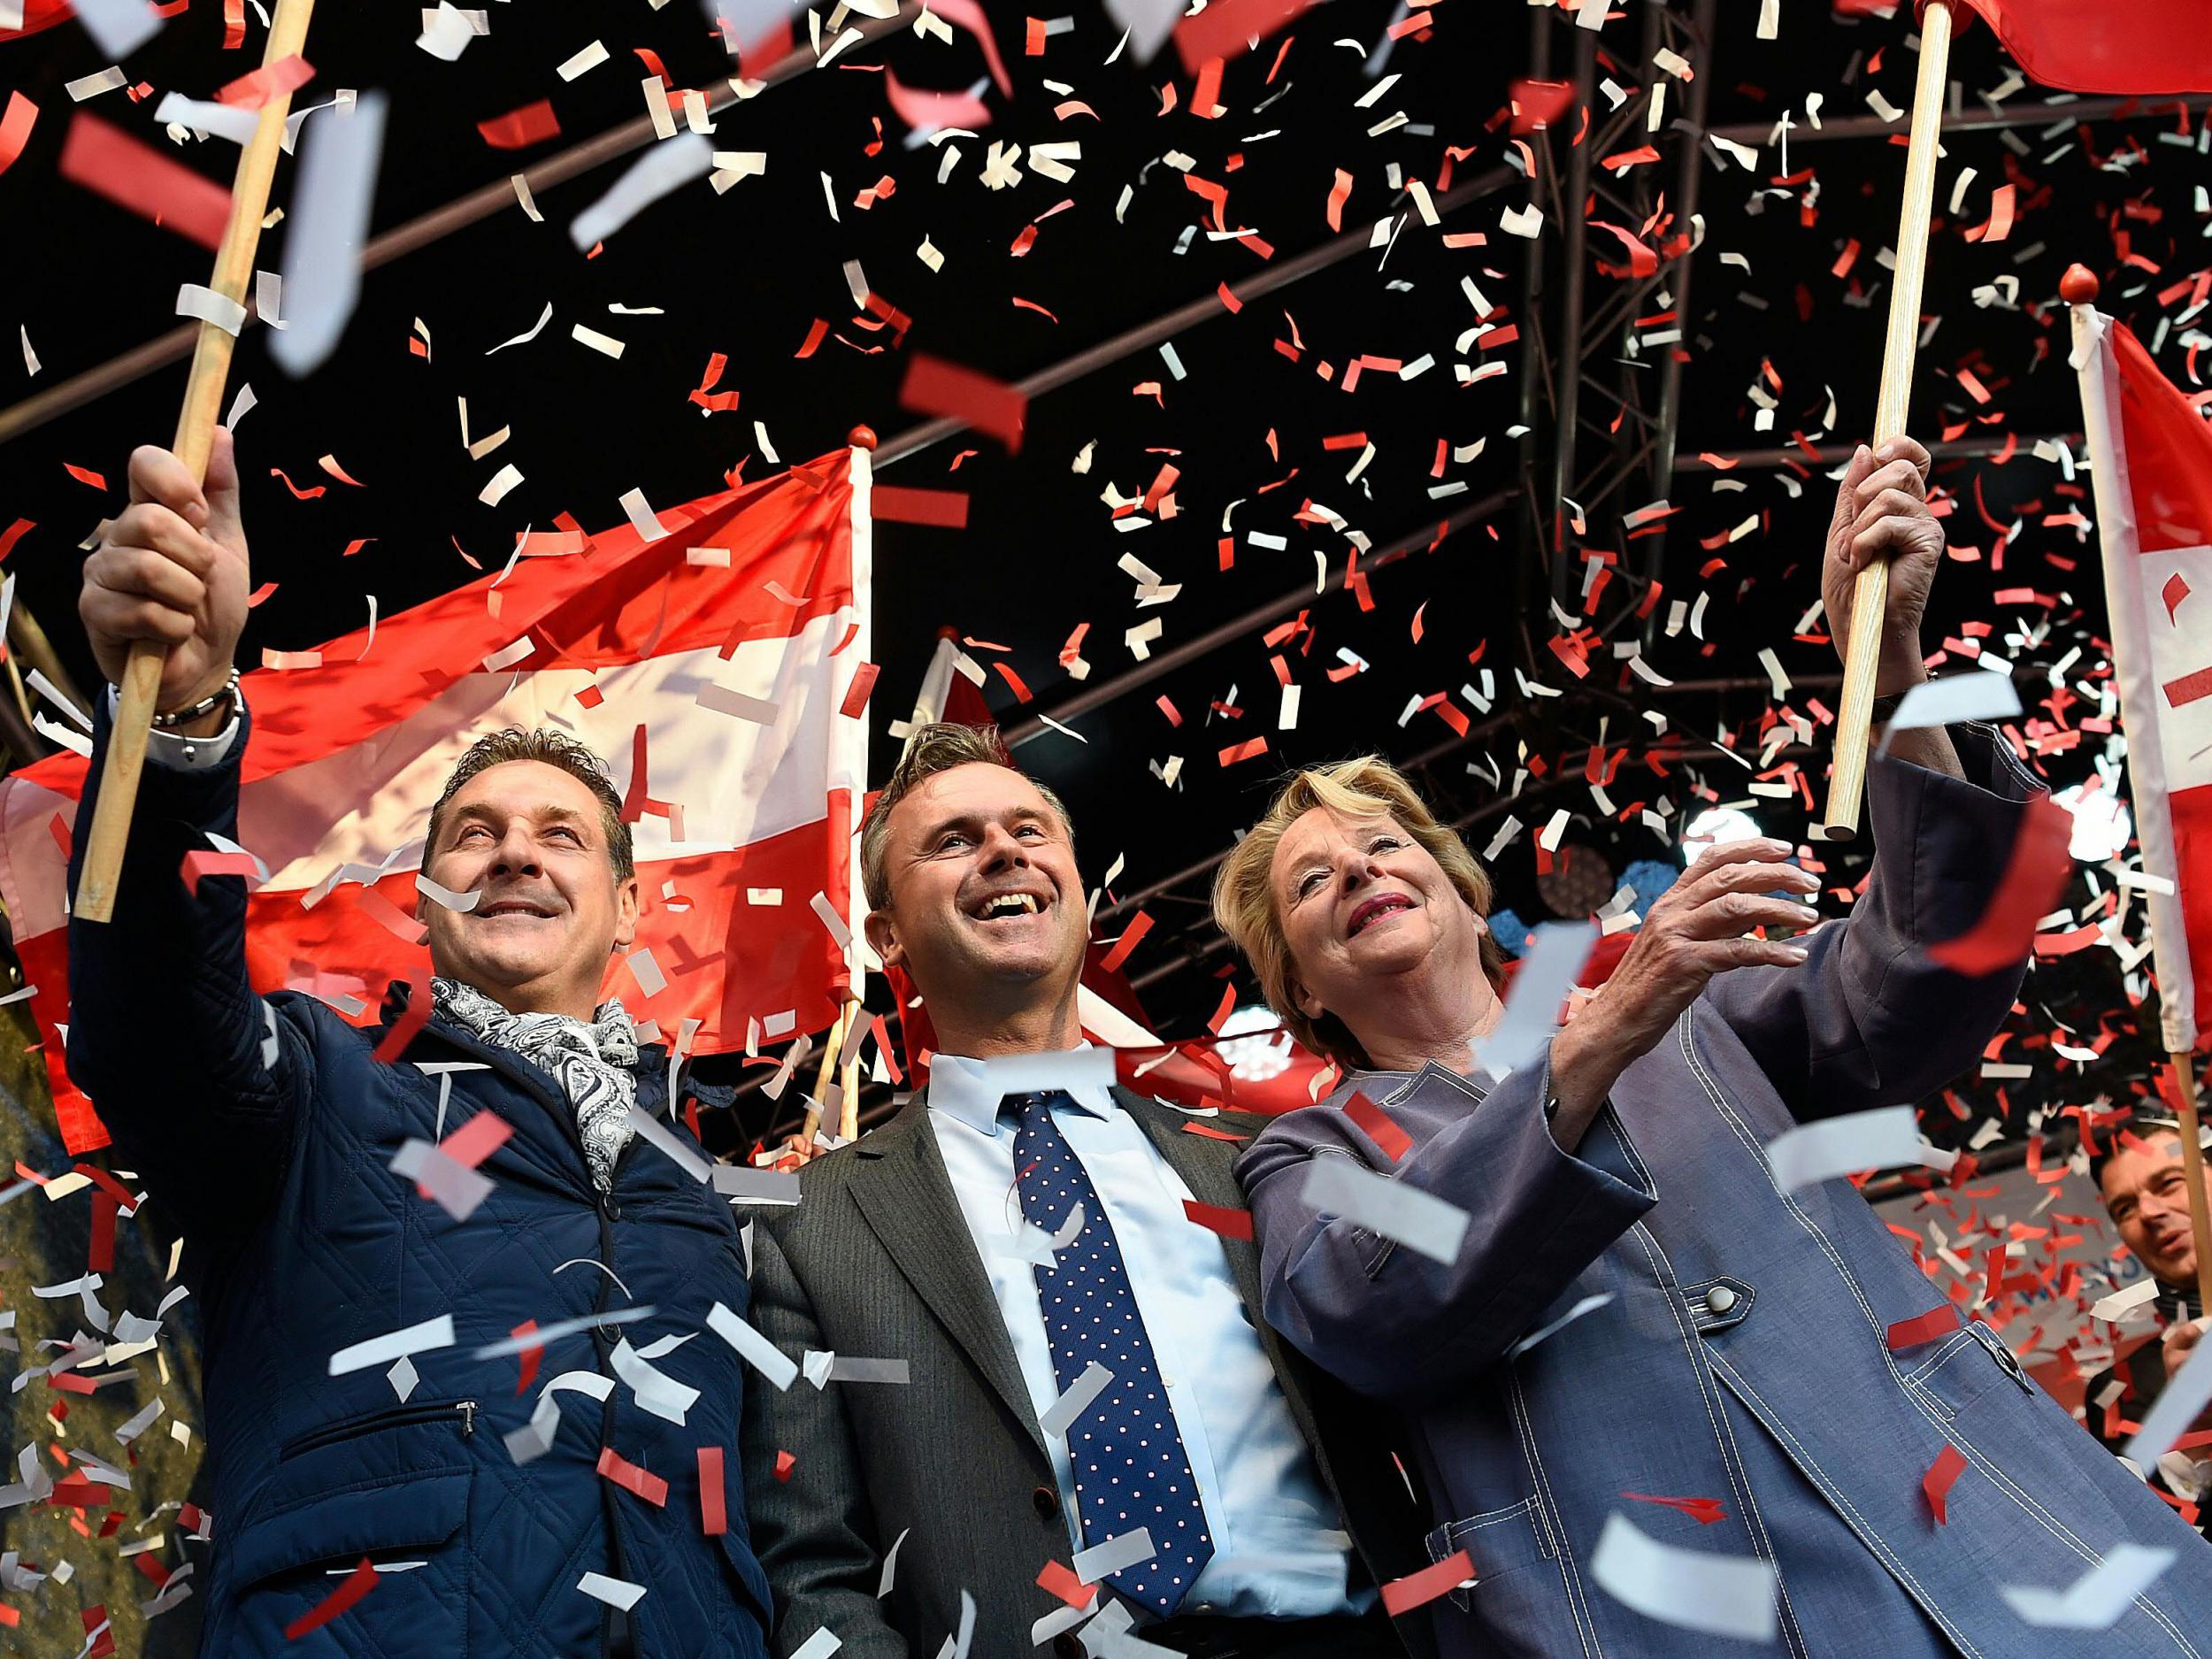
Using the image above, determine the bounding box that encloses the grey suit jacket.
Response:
[741,1085,1435,1659]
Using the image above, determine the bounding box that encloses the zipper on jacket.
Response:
[280,1398,478,1461]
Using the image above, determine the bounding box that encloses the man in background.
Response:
[2090,1110,2212,1537]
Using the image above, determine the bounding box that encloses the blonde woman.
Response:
[1213,439,2212,1657]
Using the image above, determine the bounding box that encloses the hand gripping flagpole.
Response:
[73,0,318,924]
[2066,265,2212,1315]
[1822,0,1955,840]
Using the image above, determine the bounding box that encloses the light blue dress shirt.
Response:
[926,1048,1371,1620]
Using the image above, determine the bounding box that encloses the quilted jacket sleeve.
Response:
[741,1217,907,1659]
[1703,723,2046,1120]
[65,700,311,1241]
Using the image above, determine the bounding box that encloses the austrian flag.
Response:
[2072,306,2212,1051]
[0,445,874,1154]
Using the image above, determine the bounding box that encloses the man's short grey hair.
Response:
[859,722,1075,910]
[425,728,634,884]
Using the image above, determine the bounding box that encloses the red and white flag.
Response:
[0,445,874,1153]
[2072,306,2212,1052]
[1948,0,2212,95]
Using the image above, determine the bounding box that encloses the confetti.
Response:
[1299,1155,1469,1265]
[1765,1106,1926,1192]
[270,91,387,379]
[1588,1511,1777,1641]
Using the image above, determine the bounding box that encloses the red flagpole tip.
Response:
[2059,264,2101,304]
[847,425,879,451]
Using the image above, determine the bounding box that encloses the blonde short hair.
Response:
[1212,755,1506,1068]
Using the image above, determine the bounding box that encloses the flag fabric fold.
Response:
[2072,305,2212,1051]
[0,446,874,1153]
[1947,0,2212,96]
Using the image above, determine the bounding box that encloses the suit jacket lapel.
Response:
[849,1095,1048,1462]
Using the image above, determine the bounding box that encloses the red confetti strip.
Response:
[1179,1121,1248,1143]
[215,53,313,110]
[839,661,880,718]
[510,1319,541,1395]
[1037,1559,1095,1610]
[698,1447,727,1534]
[1623,1491,1727,1525]
[180,850,260,895]
[283,1557,378,1640]
[476,98,560,149]
[1508,78,1576,133]
[0,91,36,180]
[596,1447,670,1507]
[372,970,434,1064]
[1926,797,2072,975]
[1206,979,1239,1034]
[1923,1443,1968,1525]
[1341,1090,1412,1161]
[0,518,32,560]
[773,1448,797,1482]
[1174,0,1307,73]
[1099,911,1154,974]
[871,486,969,528]
[1217,736,1270,766]
[1182,1199,1253,1240]
[63,463,107,490]
[435,1110,511,1173]
[58,113,232,250]
[1885,1307,1961,1349]
[898,354,1027,453]
[1380,1548,1475,1614]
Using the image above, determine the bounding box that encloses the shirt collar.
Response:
[926,1043,1118,1137]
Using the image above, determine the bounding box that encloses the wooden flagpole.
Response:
[1822,0,1955,840]
[72,0,317,923]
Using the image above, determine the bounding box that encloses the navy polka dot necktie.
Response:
[1010,1090,1215,1617]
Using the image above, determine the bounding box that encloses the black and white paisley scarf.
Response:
[432,978,640,1191]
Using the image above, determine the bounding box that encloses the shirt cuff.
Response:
[109,683,243,771]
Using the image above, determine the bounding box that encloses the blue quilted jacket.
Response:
[65,704,772,1659]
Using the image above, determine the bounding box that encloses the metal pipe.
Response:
[1673,431,2069,472]
[1640,0,1718,629]
[1546,26,1600,610]
[1707,92,2210,150]
[0,7,926,448]
[1001,489,1513,749]
[873,161,1514,471]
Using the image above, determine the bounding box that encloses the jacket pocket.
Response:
[211,1405,476,1654]
[1423,1494,1554,1613]
[1906,1320,2036,1422]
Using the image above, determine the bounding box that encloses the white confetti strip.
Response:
[271,93,387,380]
[2001,1545,2177,1629]
[1590,1510,1777,1642]
[708,1301,798,1391]
[570,133,713,250]
[328,1314,455,1376]
[1299,1156,1470,1266]
[1764,1106,1924,1192]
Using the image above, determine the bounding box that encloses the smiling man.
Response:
[2086,1113,2212,1536]
[66,436,772,1658]
[741,723,1432,1659]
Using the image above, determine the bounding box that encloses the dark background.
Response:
[1,1,2208,1648]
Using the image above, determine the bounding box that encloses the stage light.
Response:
[1215,1003,1294,1081]
[2053,780,2132,864]
[1681,805,1763,864]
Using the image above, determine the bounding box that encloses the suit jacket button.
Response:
[1032,1486,1059,1521]
[1053,1637,1083,1659]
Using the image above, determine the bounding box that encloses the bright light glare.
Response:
[2053,781,2132,864]
[1216,1004,1294,1081]
[1681,806,1763,865]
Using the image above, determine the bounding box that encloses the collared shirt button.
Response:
[1705,1286,1737,1316]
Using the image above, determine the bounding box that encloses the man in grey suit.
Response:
[742,724,1430,1658]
